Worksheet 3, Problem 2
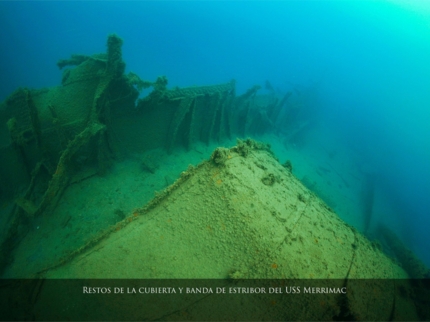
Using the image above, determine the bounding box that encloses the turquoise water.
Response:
[0,1,429,269]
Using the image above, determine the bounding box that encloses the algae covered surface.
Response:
[45,141,407,279]
[17,141,422,321]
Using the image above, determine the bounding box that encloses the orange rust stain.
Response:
[216,179,222,185]
[271,263,278,269]
[211,170,220,178]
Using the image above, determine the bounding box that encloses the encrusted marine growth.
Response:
[261,173,276,186]
[234,138,273,158]
[210,147,230,166]
[106,34,125,78]
[282,160,293,173]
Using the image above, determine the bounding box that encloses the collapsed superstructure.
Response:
[0,35,314,272]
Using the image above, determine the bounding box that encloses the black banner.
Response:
[0,279,429,321]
